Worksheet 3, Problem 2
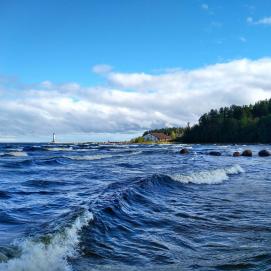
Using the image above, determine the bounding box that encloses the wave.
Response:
[71,148,93,152]
[23,146,47,152]
[4,148,23,152]
[22,179,65,188]
[1,151,28,157]
[171,165,244,185]
[117,162,140,169]
[67,154,113,161]
[0,191,11,199]
[35,158,65,166]
[0,210,93,271]
[129,150,143,156]
[45,147,73,151]
[0,211,22,225]
[95,165,245,208]
[13,190,57,196]
[2,159,33,168]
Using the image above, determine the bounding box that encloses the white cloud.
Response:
[247,16,271,25]
[201,4,208,10]
[1,58,271,141]
[257,17,271,25]
[201,3,214,15]
[107,72,153,89]
[247,17,253,23]
[92,64,113,74]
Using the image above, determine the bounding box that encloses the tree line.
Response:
[130,127,184,143]
[180,99,271,143]
[143,127,184,140]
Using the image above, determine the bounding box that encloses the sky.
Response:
[0,0,271,142]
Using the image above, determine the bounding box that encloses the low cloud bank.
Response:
[1,58,271,140]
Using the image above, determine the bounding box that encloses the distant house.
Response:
[143,132,172,142]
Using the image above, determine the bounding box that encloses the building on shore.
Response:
[143,132,171,142]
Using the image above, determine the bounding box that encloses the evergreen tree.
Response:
[181,99,271,143]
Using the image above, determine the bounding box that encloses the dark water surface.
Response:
[0,143,270,271]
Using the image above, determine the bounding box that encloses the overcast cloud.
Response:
[1,58,271,141]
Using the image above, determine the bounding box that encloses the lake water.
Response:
[0,143,270,271]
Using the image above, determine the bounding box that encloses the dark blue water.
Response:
[0,143,271,271]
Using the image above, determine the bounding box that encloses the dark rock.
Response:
[241,149,252,157]
[233,151,241,157]
[209,151,221,156]
[180,148,189,154]
[258,149,270,157]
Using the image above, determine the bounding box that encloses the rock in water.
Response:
[233,151,241,157]
[258,150,270,157]
[242,150,252,157]
[209,151,221,156]
[180,148,189,154]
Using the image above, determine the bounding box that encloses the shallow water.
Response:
[0,143,271,271]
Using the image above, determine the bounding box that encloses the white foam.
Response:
[129,151,143,156]
[171,165,244,184]
[0,210,93,271]
[46,147,73,151]
[72,148,92,152]
[6,151,28,157]
[68,154,112,161]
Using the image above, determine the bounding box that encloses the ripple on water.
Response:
[0,143,270,271]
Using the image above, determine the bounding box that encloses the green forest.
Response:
[131,127,184,143]
[180,99,271,143]
[143,127,184,140]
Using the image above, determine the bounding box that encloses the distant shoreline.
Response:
[0,141,270,145]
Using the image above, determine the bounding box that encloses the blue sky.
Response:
[1,0,270,85]
[0,0,271,142]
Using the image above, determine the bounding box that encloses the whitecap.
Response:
[171,165,244,185]
[129,151,143,156]
[0,210,93,271]
[72,148,92,152]
[46,147,73,151]
[68,154,112,161]
[6,152,28,157]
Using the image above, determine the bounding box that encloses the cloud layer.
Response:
[247,16,271,25]
[1,58,271,141]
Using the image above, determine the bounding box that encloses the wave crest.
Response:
[0,210,93,271]
[171,165,244,184]
[67,154,112,161]
[2,152,28,157]
[46,147,73,151]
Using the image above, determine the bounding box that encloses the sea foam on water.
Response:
[67,154,113,161]
[0,210,93,271]
[171,164,244,184]
[3,151,28,157]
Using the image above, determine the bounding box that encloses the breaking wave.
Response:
[0,210,93,271]
[67,154,113,161]
[171,165,244,184]
[1,151,28,157]
[46,147,73,151]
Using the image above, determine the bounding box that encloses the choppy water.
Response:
[0,143,271,271]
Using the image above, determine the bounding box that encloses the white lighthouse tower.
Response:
[52,133,56,143]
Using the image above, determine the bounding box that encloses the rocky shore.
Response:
[179,148,271,157]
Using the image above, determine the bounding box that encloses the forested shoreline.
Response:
[181,99,271,143]
[142,99,271,143]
